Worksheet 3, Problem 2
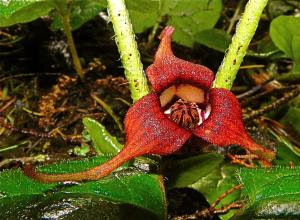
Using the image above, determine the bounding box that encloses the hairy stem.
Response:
[107,0,150,102]
[213,0,268,89]
[147,18,161,46]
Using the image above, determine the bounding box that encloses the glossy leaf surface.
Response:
[0,0,53,27]
[0,0,106,31]
[167,153,240,220]
[236,167,300,219]
[0,156,166,219]
[82,117,123,155]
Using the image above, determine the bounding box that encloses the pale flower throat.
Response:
[160,84,211,129]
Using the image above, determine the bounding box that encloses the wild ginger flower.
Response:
[24,26,275,183]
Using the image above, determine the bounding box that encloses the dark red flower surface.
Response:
[24,26,275,183]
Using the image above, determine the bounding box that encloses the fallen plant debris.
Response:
[95,75,129,96]
[38,74,77,128]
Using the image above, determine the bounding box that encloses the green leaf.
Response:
[236,167,300,218]
[189,163,239,220]
[194,28,286,60]
[126,0,222,47]
[274,139,300,165]
[292,35,300,72]
[246,37,284,59]
[70,144,90,156]
[195,29,231,52]
[0,0,106,30]
[237,167,300,202]
[270,16,300,57]
[167,153,239,220]
[125,0,158,33]
[49,0,69,13]
[166,0,222,47]
[270,15,300,71]
[281,106,300,135]
[236,198,300,219]
[0,156,166,219]
[51,0,106,31]
[267,0,296,19]
[82,117,123,155]
[168,153,224,188]
[194,29,286,60]
[0,196,162,220]
[0,0,53,27]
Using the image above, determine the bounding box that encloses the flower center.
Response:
[160,84,211,130]
[168,99,201,129]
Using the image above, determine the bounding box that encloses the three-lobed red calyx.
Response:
[23,26,275,183]
[124,25,275,163]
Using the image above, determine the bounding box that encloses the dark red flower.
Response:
[24,26,275,183]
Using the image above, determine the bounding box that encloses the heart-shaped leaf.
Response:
[270,15,300,72]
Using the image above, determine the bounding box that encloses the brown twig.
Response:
[236,78,274,100]
[213,200,244,215]
[227,153,257,168]
[210,184,242,211]
[0,97,16,113]
[0,73,61,83]
[243,86,300,122]
[171,185,243,220]
[0,154,48,168]
[0,119,82,144]
[240,85,299,106]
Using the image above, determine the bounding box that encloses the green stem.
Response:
[61,14,84,80]
[91,93,123,133]
[213,0,268,89]
[0,140,28,153]
[107,0,149,102]
[147,0,163,46]
[147,18,161,46]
